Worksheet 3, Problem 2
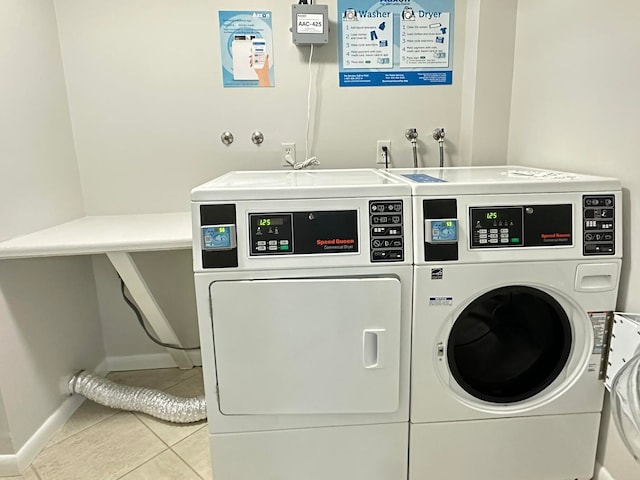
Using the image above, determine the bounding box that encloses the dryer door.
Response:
[210,277,402,415]
[447,285,573,403]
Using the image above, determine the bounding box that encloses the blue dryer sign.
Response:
[338,0,454,87]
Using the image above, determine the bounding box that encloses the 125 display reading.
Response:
[258,217,284,227]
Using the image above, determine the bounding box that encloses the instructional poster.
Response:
[219,11,274,88]
[338,0,454,87]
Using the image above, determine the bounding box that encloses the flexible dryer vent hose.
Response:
[68,371,207,424]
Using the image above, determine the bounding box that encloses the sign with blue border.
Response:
[402,173,446,183]
[219,11,274,88]
[338,0,454,87]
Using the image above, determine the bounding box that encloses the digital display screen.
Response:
[258,217,284,227]
[472,207,522,226]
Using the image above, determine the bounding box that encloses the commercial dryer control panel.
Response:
[249,210,358,256]
[247,202,405,262]
[198,200,407,268]
[369,200,404,262]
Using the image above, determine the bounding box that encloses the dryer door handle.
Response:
[363,329,385,369]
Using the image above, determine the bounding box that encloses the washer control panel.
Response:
[470,204,573,249]
[583,195,615,255]
[369,200,404,262]
[471,207,524,247]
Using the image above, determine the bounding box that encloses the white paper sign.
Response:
[342,14,393,70]
[297,13,324,34]
[400,12,450,68]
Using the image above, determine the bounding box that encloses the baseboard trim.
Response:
[0,360,109,477]
[0,394,85,477]
[106,351,202,372]
[594,462,616,480]
[0,454,19,477]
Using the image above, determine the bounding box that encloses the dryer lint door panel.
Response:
[210,277,402,415]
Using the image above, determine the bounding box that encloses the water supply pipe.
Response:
[433,127,446,168]
[405,128,419,168]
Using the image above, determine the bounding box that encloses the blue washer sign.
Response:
[402,174,446,183]
[202,225,236,250]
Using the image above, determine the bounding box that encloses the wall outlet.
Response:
[376,140,391,165]
[281,142,296,167]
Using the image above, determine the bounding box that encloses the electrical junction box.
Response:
[292,4,329,45]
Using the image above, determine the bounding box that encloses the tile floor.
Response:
[6,368,212,480]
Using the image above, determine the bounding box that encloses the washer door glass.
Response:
[447,286,572,404]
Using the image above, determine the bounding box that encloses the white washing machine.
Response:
[383,166,623,480]
[191,169,413,480]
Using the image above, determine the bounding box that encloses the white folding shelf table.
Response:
[0,213,194,369]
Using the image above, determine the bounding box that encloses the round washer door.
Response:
[447,285,573,404]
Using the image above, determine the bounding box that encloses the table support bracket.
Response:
[106,251,193,370]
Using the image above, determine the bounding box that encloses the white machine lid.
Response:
[191,169,410,201]
[382,166,621,194]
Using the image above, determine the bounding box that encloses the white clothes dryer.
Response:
[191,169,413,480]
[384,166,622,480]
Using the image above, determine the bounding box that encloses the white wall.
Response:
[53,0,470,216]
[0,0,104,457]
[509,1,640,478]
[0,394,12,457]
[0,0,84,240]
[459,0,517,165]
